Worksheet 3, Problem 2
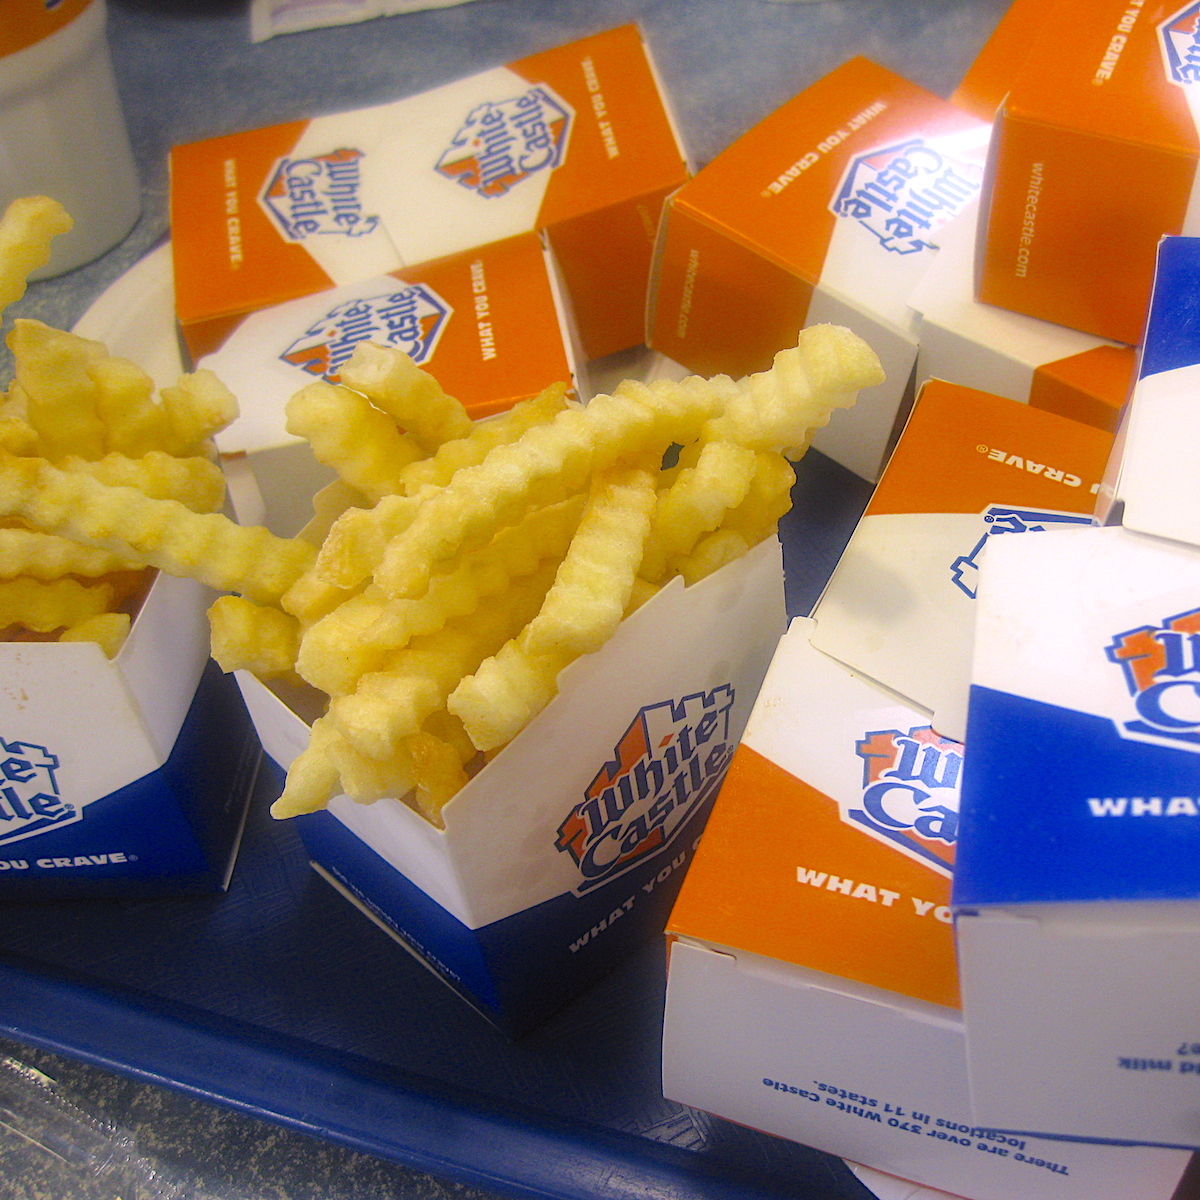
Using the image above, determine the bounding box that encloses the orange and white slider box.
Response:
[202,232,579,531]
[909,202,1135,434]
[169,23,689,363]
[662,619,1192,1200]
[646,56,990,482]
[809,379,1115,743]
[973,0,1200,345]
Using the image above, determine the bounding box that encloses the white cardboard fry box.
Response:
[971,0,1200,345]
[808,377,1114,743]
[661,617,1191,1200]
[169,23,689,363]
[203,230,580,531]
[237,530,785,1035]
[645,56,990,482]
[908,202,1135,435]
[0,571,261,901]
[952,235,1200,1147]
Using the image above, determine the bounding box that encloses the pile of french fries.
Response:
[0,195,884,829]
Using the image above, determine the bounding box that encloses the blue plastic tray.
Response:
[0,452,874,1200]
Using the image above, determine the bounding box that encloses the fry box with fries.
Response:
[204,231,580,531]
[169,23,688,363]
[952,236,1200,1147]
[661,619,1192,1200]
[907,203,1134,436]
[198,322,884,1035]
[646,56,990,483]
[0,201,261,901]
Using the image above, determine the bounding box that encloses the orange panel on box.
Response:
[1029,343,1135,434]
[977,0,1200,343]
[669,745,960,1010]
[866,379,1114,517]
[400,233,574,419]
[171,121,334,331]
[547,184,673,361]
[648,202,814,379]
[978,114,1194,345]
[516,25,689,229]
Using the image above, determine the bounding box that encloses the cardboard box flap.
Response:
[809,380,1113,741]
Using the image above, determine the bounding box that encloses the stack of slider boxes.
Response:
[659,0,1200,1197]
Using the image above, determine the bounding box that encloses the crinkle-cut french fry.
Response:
[0,575,114,632]
[285,381,422,502]
[0,453,315,605]
[85,355,167,458]
[338,342,472,454]
[313,491,425,590]
[278,563,363,627]
[271,716,343,818]
[8,319,108,460]
[297,479,368,547]
[674,528,754,586]
[363,494,585,649]
[0,528,137,578]
[157,369,240,455]
[720,450,796,539]
[59,611,130,657]
[407,730,469,826]
[447,635,568,753]
[208,595,301,679]
[300,494,587,695]
[0,197,72,316]
[396,381,570,497]
[329,731,420,806]
[328,561,556,760]
[624,576,660,616]
[653,441,757,557]
[0,417,37,456]
[59,451,226,513]
[638,441,757,585]
[702,324,885,458]
[309,386,574,592]
[375,374,737,601]
[422,707,477,768]
[295,591,392,696]
[522,465,656,659]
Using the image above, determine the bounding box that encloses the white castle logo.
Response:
[830,138,982,255]
[0,738,76,845]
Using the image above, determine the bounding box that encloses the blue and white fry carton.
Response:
[233,402,786,1032]
[0,626,259,901]
[954,236,1200,1146]
[0,271,261,902]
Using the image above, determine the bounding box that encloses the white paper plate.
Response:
[72,242,182,389]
